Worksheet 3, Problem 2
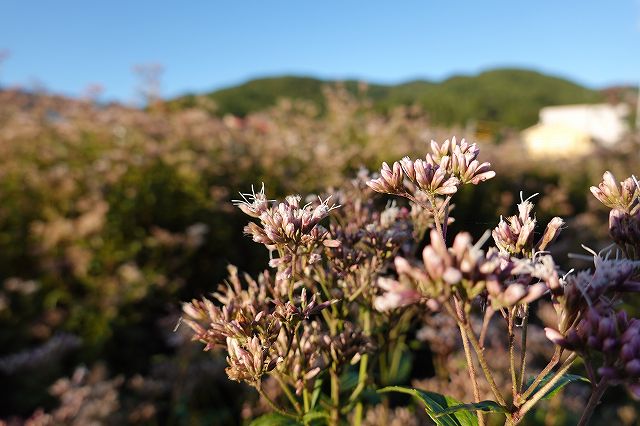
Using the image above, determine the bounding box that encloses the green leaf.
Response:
[394,351,414,383]
[340,370,359,392]
[310,377,323,409]
[378,386,478,426]
[524,373,589,400]
[249,413,301,426]
[436,400,509,416]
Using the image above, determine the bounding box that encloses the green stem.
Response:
[272,374,303,415]
[330,366,340,426]
[516,353,577,422]
[351,309,371,426]
[315,266,339,320]
[353,403,364,426]
[389,333,407,380]
[303,388,310,414]
[256,382,299,420]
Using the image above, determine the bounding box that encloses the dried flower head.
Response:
[226,336,282,383]
[591,171,640,214]
[273,288,336,324]
[428,137,496,185]
[275,320,328,395]
[367,137,495,204]
[239,186,340,250]
[373,276,422,312]
[232,183,272,218]
[366,161,406,195]
[492,194,564,257]
[323,322,375,367]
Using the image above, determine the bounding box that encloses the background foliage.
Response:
[0,72,638,424]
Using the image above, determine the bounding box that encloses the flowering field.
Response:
[1,86,639,425]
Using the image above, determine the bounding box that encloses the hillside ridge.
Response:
[169,68,606,128]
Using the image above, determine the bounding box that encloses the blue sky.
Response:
[1,0,639,102]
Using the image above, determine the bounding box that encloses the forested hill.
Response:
[168,68,604,129]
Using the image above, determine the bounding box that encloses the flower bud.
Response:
[621,344,636,362]
[626,360,640,377]
[602,337,618,353]
[503,284,527,306]
[536,217,564,251]
[598,317,616,340]
[544,327,566,346]
[400,157,416,182]
[587,335,601,350]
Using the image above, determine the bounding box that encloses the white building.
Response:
[523,103,629,157]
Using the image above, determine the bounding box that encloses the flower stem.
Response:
[272,374,303,415]
[518,347,561,403]
[516,352,577,421]
[464,322,508,407]
[441,196,452,238]
[288,252,297,301]
[518,307,529,394]
[458,322,485,426]
[330,366,340,426]
[351,309,371,426]
[389,333,407,380]
[508,308,518,404]
[303,388,310,413]
[256,382,300,420]
[479,306,494,348]
[424,193,444,239]
[577,378,609,426]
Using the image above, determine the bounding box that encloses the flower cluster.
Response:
[547,304,640,397]
[182,265,333,385]
[272,288,336,324]
[591,172,640,258]
[492,195,564,257]
[375,229,554,311]
[323,322,376,368]
[234,185,340,250]
[366,137,495,199]
[322,175,415,303]
[275,320,327,395]
[609,209,640,255]
[545,254,640,339]
[590,172,639,214]
[180,152,640,424]
[225,335,282,383]
[327,202,412,280]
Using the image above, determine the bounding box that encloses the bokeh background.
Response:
[1,1,639,424]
